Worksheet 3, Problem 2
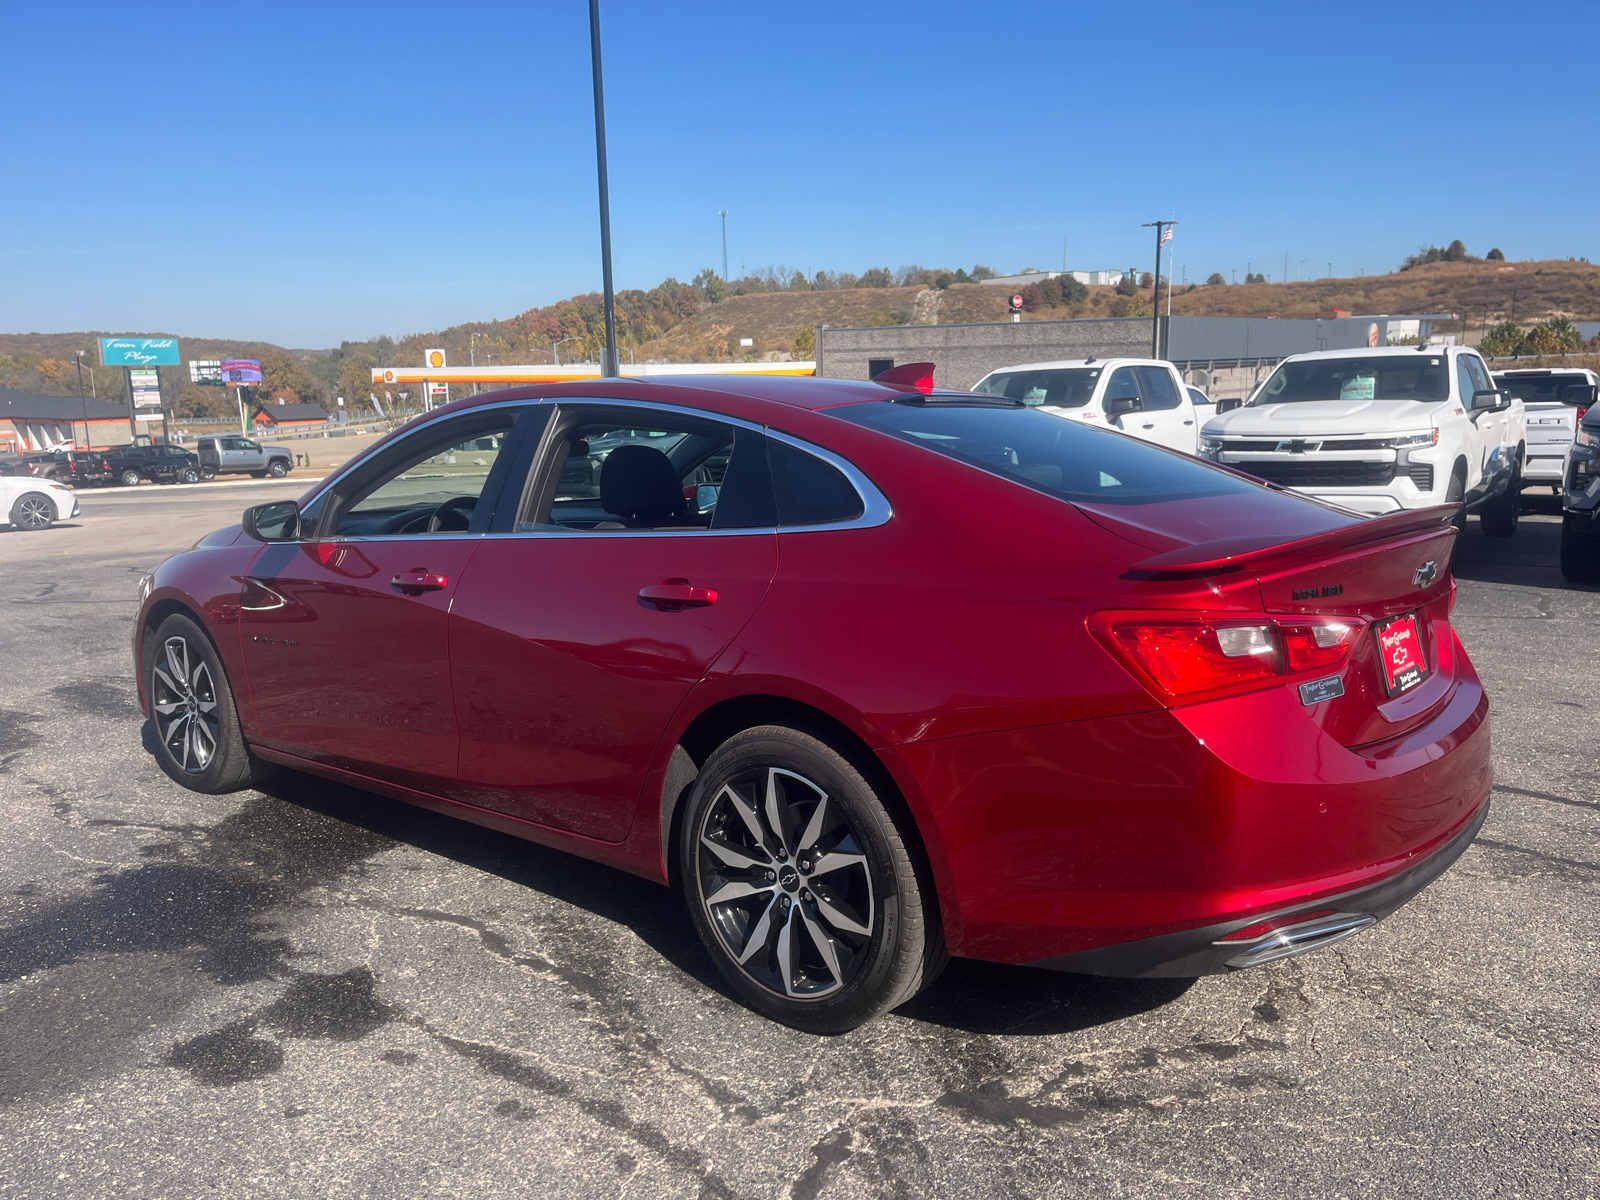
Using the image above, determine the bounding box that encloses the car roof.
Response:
[418,373,909,418]
[1279,345,1462,364]
[976,358,1166,375]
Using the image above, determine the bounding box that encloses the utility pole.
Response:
[72,350,88,448]
[719,211,728,283]
[1283,250,1289,284]
[1141,219,1176,359]
[588,0,620,378]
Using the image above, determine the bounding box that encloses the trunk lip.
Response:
[1127,504,1458,575]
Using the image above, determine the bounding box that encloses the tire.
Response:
[119,469,142,487]
[1560,516,1600,584]
[1478,456,1521,537]
[179,467,200,485]
[268,460,289,478]
[9,492,55,531]
[1445,465,1467,535]
[146,613,277,794]
[200,469,217,481]
[680,725,945,1033]
[250,471,266,479]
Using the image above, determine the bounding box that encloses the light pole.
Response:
[1140,219,1177,358]
[470,332,486,394]
[72,350,89,447]
[553,337,572,366]
[719,211,728,284]
[588,0,620,378]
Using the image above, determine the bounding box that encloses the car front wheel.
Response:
[268,460,289,477]
[147,613,277,793]
[179,467,200,485]
[9,492,55,531]
[680,725,945,1033]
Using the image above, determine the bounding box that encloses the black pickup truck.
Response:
[103,443,203,486]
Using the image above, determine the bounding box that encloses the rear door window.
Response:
[767,439,863,525]
[830,400,1263,506]
[1134,366,1181,410]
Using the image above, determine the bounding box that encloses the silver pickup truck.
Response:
[195,435,294,479]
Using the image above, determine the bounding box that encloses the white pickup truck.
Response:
[1492,367,1596,493]
[1199,345,1527,535]
[970,358,1200,452]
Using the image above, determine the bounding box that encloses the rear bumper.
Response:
[1027,795,1488,977]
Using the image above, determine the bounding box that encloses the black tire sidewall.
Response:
[11,493,54,530]
[147,613,255,794]
[269,461,288,477]
[120,470,141,487]
[679,726,919,1033]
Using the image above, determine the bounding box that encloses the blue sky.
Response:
[5,0,1596,348]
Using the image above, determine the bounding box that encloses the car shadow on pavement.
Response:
[235,760,1194,1037]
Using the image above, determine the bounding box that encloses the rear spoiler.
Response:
[1127,505,1459,577]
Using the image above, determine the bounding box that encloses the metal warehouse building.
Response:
[816,314,1452,399]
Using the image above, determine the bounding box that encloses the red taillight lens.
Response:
[1109,620,1280,702]
[1093,613,1361,705]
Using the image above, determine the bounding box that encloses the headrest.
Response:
[600,444,688,521]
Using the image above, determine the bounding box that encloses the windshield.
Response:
[972,367,1100,408]
[1255,355,1450,404]
[1497,374,1594,405]
[830,400,1262,506]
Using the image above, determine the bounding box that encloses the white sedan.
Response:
[1,474,78,531]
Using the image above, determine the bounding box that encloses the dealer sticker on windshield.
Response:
[1375,613,1430,696]
[1339,375,1377,400]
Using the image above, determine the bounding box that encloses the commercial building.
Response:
[0,388,137,453]
[816,314,1456,398]
[254,402,330,427]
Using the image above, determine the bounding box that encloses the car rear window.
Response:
[973,367,1099,408]
[829,400,1262,506]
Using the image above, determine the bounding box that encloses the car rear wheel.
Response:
[680,725,945,1033]
[9,492,55,531]
[119,469,142,487]
[147,613,277,794]
[268,460,289,478]
[179,466,200,485]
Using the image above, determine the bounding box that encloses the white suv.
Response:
[971,358,1199,453]
[1199,346,1527,535]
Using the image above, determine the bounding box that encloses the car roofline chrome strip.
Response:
[298,394,893,540]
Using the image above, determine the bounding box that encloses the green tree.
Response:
[792,326,815,360]
[1059,275,1089,306]
[970,265,995,281]
[934,272,955,289]
[1479,320,1526,357]
[1486,247,1505,261]
[1115,275,1138,296]
[858,267,893,288]
[692,269,727,303]
[1205,272,1227,286]
[1443,239,1468,262]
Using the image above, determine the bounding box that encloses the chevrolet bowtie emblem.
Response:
[1414,561,1438,588]
[1276,438,1320,453]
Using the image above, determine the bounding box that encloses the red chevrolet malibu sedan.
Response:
[133,371,1491,1031]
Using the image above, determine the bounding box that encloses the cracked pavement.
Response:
[1,485,1596,1198]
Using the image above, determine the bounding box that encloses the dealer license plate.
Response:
[1375,613,1430,697]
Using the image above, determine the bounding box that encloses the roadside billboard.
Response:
[100,337,180,366]
[130,368,163,408]
[221,359,263,385]
[189,360,223,385]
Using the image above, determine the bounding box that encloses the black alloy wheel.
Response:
[9,492,55,531]
[146,613,277,794]
[681,725,945,1033]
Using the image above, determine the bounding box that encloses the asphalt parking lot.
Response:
[1,487,1596,1199]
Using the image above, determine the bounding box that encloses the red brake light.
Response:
[1091,612,1361,705]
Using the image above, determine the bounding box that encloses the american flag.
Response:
[1160,226,1174,245]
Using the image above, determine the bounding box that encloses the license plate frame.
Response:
[1374,612,1430,697]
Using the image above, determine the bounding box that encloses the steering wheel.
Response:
[426,495,479,533]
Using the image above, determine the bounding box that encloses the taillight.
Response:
[1091,612,1362,705]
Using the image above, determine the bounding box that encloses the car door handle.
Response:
[1183,420,1194,425]
[638,580,718,611]
[391,569,448,595]
[1141,423,1156,430]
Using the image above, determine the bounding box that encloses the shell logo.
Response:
[426,349,446,369]
[384,370,396,383]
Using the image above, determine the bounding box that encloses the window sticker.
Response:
[1339,375,1376,401]
[1099,471,1123,488]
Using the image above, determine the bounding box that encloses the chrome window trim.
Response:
[296,394,893,542]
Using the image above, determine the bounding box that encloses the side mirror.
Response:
[1216,397,1244,413]
[1106,395,1140,416]
[1471,388,1503,411]
[694,484,720,513]
[242,500,300,542]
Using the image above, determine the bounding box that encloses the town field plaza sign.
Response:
[99,338,180,367]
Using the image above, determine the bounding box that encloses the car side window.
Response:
[332,413,519,537]
[767,439,863,526]
[521,406,774,533]
[219,438,237,451]
[1103,368,1140,410]
[241,440,260,451]
[1134,366,1181,410]
[1455,357,1477,403]
[1464,356,1493,396]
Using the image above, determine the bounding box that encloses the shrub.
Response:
[792,326,815,360]
[1019,284,1042,312]
[1487,247,1505,261]
[1036,277,1063,307]
[1110,296,1151,318]
[971,265,996,281]
[1139,272,1154,288]
[858,267,893,288]
[1206,272,1227,286]
[1479,320,1526,357]
[1114,275,1138,296]
[935,272,955,290]
[1060,275,1089,305]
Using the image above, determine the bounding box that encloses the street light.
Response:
[553,337,572,366]
[719,210,728,284]
[72,351,89,448]
[1140,218,1177,358]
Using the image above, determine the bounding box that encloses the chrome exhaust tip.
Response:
[1215,911,1377,970]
